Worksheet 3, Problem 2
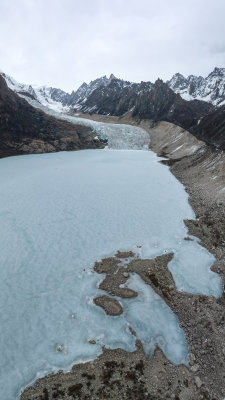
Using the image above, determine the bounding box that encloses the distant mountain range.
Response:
[1,67,225,113]
[0,67,225,153]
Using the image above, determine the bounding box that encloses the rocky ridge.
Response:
[3,67,225,111]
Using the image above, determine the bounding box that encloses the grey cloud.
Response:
[0,0,225,91]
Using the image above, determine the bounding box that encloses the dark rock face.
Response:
[73,77,214,132]
[77,80,137,115]
[68,76,115,107]
[193,105,225,149]
[0,75,105,158]
[132,79,214,130]
[73,77,153,115]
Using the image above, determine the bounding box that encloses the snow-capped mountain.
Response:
[1,67,224,115]
[0,72,69,112]
[168,67,225,106]
[0,70,213,129]
[0,71,154,114]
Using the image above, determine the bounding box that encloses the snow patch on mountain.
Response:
[32,85,70,112]
[168,68,225,106]
[0,73,70,112]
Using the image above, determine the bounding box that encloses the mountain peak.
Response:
[109,73,117,82]
[155,78,164,85]
[174,72,186,79]
[209,67,225,77]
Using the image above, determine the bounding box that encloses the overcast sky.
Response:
[0,0,225,92]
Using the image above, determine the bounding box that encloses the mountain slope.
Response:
[0,75,104,158]
[132,79,214,130]
[193,105,225,149]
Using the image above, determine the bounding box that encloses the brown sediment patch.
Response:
[88,339,96,344]
[94,257,119,274]
[115,250,135,258]
[127,253,175,302]
[94,257,138,298]
[95,252,175,303]
[93,295,123,316]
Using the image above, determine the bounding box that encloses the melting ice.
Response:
[122,274,189,365]
[0,120,222,400]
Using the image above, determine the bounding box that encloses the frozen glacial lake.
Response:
[0,121,222,399]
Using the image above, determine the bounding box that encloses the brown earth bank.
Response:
[21,116,225,400]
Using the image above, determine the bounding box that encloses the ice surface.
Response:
[122,274,188,365]
[0,148,222,399]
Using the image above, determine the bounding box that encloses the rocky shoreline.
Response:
[21,117,225,400]
[21,249,225,400]
[142,119,225,397]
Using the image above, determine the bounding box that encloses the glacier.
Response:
[18,95,150,149]
[0,122,222,399]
